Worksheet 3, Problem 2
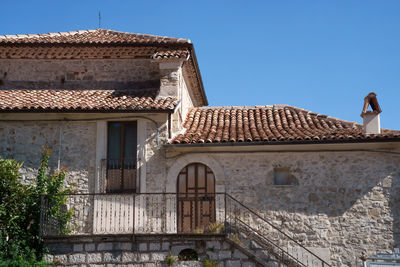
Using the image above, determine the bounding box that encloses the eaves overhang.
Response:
[165,139,400,154]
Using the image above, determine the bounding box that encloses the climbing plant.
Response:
[0,148,72,266]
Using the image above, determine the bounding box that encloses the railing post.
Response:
[133,193,135,235]
[224,193,227,235]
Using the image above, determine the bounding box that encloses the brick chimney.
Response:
[360,92,382,134]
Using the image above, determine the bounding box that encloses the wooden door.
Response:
[177,163,215,233]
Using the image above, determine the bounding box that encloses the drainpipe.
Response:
[57,123,62,170]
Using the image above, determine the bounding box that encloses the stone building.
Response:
[0,29,399,267]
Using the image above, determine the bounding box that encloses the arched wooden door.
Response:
[177,163,215,233]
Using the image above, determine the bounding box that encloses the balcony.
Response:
[100,158,137,193]
[39,193,330,266]
[40,193,226,236]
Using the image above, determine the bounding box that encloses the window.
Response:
[106,121,137,193]
[273,167,298,186]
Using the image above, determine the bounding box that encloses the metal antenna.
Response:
[98,11,101,29]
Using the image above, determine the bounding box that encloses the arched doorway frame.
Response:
[165,154,226,233]
[166,154,225,193]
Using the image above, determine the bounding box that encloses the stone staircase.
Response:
[225,194,331,267]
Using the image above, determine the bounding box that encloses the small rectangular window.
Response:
[273,167,298,186]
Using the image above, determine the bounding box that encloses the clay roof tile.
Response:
[0,89,178,112]
[171,106,400,144]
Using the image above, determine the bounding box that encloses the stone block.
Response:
[149,242,161,251]
[249,241,261,249]
[122,252,138,262]
[68,253,86,263]
[233,249,247,259]
[218,250,231,260]
[53,254,67,264]
[224,260,240,267]
[43,254,53,262]
[241,262,256,267]
[222,242,231,250]
[86,243,96,252]
[87,253,102,263]
[139,242,148,251]
[98,242,114,251]
[151,252,168,261]
[88,264,105,267]
[73,244,83,252]
[139,253,150,261]
[174,262,202,267]
[48,243,72,253]
[161,242,170,251]
[114,242,132,251]
[265,261,279,267]
[206,241,221,250]
[104,252,122,262]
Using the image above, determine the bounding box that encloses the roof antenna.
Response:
[98,11,101,29]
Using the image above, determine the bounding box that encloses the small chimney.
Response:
[360,92,382,134]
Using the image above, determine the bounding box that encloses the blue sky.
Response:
[1,1,400,129]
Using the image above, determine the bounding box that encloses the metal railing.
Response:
[40,193,330,266]
[100,158,137,193]
[225,194,331,267]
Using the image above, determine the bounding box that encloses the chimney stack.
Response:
[360,92,382,134]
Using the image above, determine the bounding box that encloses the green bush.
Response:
[0,148,71,265]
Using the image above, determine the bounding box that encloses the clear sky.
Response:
[1,1,399,130]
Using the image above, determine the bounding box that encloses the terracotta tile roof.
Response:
[0,89,178,112]
[152,49,189,60]
[0,29,190,45]
[171,106,400,144]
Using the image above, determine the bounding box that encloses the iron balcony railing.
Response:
[100,158,137,193]
[40,193,330,267]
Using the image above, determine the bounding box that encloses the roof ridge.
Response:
[0,29,93,39]
[97,29,190,42]
[0,29,190,43]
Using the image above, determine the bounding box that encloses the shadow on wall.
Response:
[0,80,160,90]
[390,172,400,248]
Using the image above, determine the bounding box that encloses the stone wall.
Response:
[2,114,399,266]
[0,121,96,192]
[165,151,400,266]
[0,58,159,90]
[43,235,260,267]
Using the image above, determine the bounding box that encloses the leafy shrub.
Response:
[203,258,220,267]
[165,254,178,266]
[208,221,224,234]
[0,148,71,265]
